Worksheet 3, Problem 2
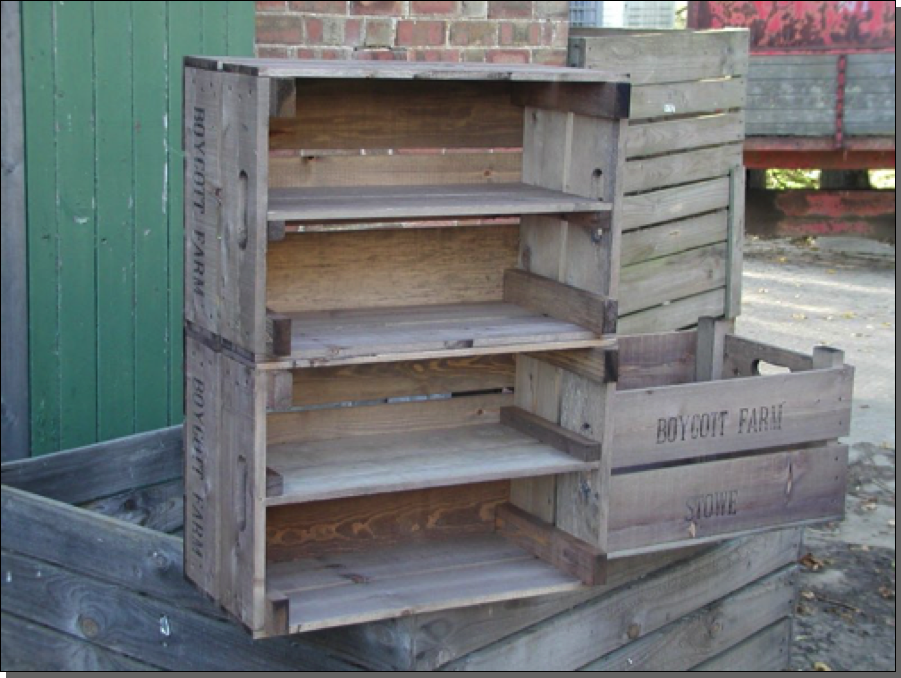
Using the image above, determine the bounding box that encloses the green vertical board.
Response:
[133,1,170,432]
[22,1,59,455]
[95,2,136,440]
[226,0,257,54]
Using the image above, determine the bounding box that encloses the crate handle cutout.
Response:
[753,360,793,377]
[237,455,248,532]
[236,170,249,251]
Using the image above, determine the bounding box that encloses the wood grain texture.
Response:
[626,113,745,159]
[617,330,697,390]
[500,406,602,461]
[622,177,730,230]
[80,478,184,534]
[526,347,617,383]
[511,80,629,118]
[608,445,847,553]
[624,144,742,194]
[692,619,792,671]
[725,166,745,318]
[621,211,728,267]
[722,334,813,378]
[631,79,745,120]
[618,288,726,335]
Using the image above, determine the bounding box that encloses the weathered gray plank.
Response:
[747,55,838,79]
[621,211,728,266]
[725,166,744,318]
[692,618,792,671]
[0,549,362,671]
[1,611,162,671]
[440,529,801,670]
[618,288,725,334]
[579,567,796,671]
[80,477,184,533]
[622,177,730,230]
[626,113,745,159]
[0,425,182,503]
[617,330,697,390]
[631,79,745,120]
[1,0,29,460]
[624,144,743,194]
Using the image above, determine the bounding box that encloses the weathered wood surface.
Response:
[617,330,697,390]
[626,113,744,159]
[527,347,617,384]
[624,144,742,194]
[620,211,728,267]
[631,79,745,120]
[618,289,726,335]
[1,0,29,460]
[746,55,837,137]
[578,567,796,670]
[692,618,792,671]
[608,445,847,554]
[723,333,814,377]
[725,167,745,318]
[622,177,730,231]
[81,477,184,534]
[0,425,182,504]
[500,406,602,462]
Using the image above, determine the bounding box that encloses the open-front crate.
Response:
[606,319,853,558]
[183,58,630,637]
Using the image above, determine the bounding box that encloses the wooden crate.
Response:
[606,319,852,557]
[569,28,749,331]
[183,58,632,637]
[0,429,799,671]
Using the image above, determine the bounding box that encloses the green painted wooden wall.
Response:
[21,1,255,455]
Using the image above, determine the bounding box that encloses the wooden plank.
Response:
[723,334,814,378]
[496,503,606,586]
[504,269,616,336]
[527,347,618,383]
[441,529,802,670]
[80,478,185,534]
[225,0,257,55]
[266,309,292,356]
[95,2,136,441]
[618,330,697,390]
[133,1,171,432]
[21,0,59,454]
[269,151,522,189]
[579,567,796,671]
[265,421,594,505]
[1,0,28,460]
[622,177,730,230]
[266,225,518,313]
[612,367,853,466]
[693,619,792,671]
[631,79,745,120]
[268,183,609,223]
[571,29,749,85]
[268,392,508,445]
[619,243,728,315]
[626,113,745,159]
[695,317,732,382]
[0,549,360,671]
[621,211,728,266]
[270,79,523,150]
[747,55,838,80]
[1,425,182,504]
[624,144,742,194]
[55,1,97,449]
[289,354,515,408]
[725,166,745,318]
[500,406,602,461]
[266,481,510,561]
[608,445,847,553]
[1,611,162,671]
[511,81,630,118]
[618,288,726,335]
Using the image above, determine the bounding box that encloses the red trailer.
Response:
[690,1,895,240]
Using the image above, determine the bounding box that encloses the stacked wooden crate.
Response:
[569,27,748,332]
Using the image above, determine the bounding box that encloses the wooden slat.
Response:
[618,288,726,335]
[621,211,728,266]
[500,406,602,461]
[80,478,184,534]
[693,619,792,671]
[511,81,630,118]
[622,177,730,230]
[695,317,732,382]
[266,481,510,561]
[0,550,360,671]
[612,367,853,466]
[725,167,745,318]
[626,113,745,159]
[579,567,795,671]
[265,421,595,505]
[723,334,814,378]
[631,79,746,120]
[571,29,749,85]
[496,503,606,586]
[624,144,743,194]
[268,393,509,446]
[288,354,515,408]
[504,269,616,336]
[617,330,697,390]
[1,425,182,504]
[619,243,728,315]
[527,347,617,383]
[1,611,162,671]
[608,445,847,554]
[266,224,518,313]
[268,183,609,223]
[441,529,801,670]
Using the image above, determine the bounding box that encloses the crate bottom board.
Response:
[266,532,584,634]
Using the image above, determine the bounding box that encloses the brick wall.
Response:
[256,1,569,65]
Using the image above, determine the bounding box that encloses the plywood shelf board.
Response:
[267,183,611,224]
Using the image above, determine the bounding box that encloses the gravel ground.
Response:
[739,237,896,672]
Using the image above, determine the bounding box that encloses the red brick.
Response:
[295,46,354,58]
[350,1,402,15]
[541,20,568,48]
[486,48,530,64]
[396,20,447,46]
[288,1,347,12]
[303,15,351,45]
[408,48,462,62]
[462,47,487,62]
[352,47,407,60]
[499,21,540,46]
[411,1,458,15]
[257,1,288,11]
[345,17,363,44]
[256,14,304,43]
[257,45,290,58]
[532,48,566,66]
[534,1,568,19]
[487,1,532,19]
[448,21,497,46]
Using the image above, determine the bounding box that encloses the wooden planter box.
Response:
[606,321,852,557]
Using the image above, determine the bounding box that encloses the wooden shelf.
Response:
[266,301,608,368]
[266,533,584,633]
[267,183,611,224]
[266,421,597,506]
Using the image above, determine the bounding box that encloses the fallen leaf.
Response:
[792,313,808,320]
[814,661,833,671]
[878,586,895,600]
[889,519,895,528]
[801,553,825,571]
[888,618,896,628]
[827,269,837,275]
[801,590,816,600]
[842,311,856,319]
